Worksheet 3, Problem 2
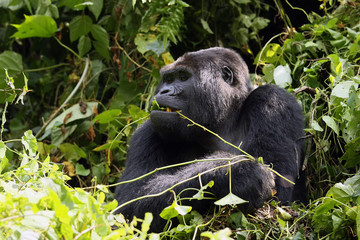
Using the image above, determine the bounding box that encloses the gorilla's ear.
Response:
[222,66,234,85]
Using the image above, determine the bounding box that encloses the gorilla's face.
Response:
[150,47,253,141]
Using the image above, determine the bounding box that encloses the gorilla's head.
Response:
[150,47,253,141]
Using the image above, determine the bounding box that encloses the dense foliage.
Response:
[0,0,359,239]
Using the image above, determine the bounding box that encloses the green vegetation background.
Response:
[0,0,359,239]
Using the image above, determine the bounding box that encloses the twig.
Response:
[35,58,90,138]
[177,112,254,160]
[53,37,82,60]
[111,158,249,214]
[112,40,152,72]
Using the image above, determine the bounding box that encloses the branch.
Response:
[35,58,91,138]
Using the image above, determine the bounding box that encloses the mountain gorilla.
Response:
[115,47,305,231]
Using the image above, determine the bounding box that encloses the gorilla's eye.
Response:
[222,66,234,85]
[163,75,174,84]
[178,71,189,81]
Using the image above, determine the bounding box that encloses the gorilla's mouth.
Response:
[151,104,180,113]
[162,107,179,113]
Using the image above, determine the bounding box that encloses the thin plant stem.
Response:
[177,111,254,160]
[111,158,249,214]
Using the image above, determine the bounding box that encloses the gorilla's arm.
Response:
[239,84,305,202]
[116,151,274,232]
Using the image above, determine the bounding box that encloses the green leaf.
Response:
[12,15,57,38]
[331,81,359,99]
[322,116,339,135]
[160,201,192,220]
[135,33,158,54]
[21,130,37,157]
[0,50,23,74]
[93,109,122,124]
[273,65,292,88]
[90,24,108,43]
[276,206,292,220]
[128,105,148,122]
[312,120,324,132]
[93,140,122,151]
[141,212,153,233]
[201,228,233,240]
[88,0,103,20]
[200,18,214,34]
[44,102,98,133]
[214,192,248,206]
[192,180,214,200]
[340,137,360,168]
[75,163,90,176]
[0,141,8,174]
[58,0,86,10]
[252,17,270,31]
[93,40,110,59]
[255,43,281,64]
[60,143,86,162]
[69,15,93,42]
[0,141,6,159]
[78,35,92,57]
[327,182,354,203]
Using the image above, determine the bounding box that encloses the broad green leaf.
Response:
[141,212,153,233]
[0,141,8,174]
[93,109,122,124]
[89,0,103,20]
[252,17,270,31]
[0,141,6,159]
[128,105,148,122]
[93,40,110,59]
[44,102,98,133]
[255,43,281,64]
[331,81,358,99]
[12,15,57,38]
[340,137,360,168]
[273,65,292,88]
[327,182,354,203]
[277,215,286,228]
[160,201,179,220]
[135,33,157,54]
[262,64,275,83]
[276,206,292,220]
[312,120,324,132]
[51,125,77,146]
[0,50,23,74]
[175,204,192,216]
[91,24,108,43]
[60,143,86,162]
[69,15,93,42]
[160,201,192,220]
[322,115,339,135]
[75,163,90,176]
[78,35,92,57]
[201,228,233,240]
[21,130,37,157]
[146,40,167,56]
[214,192,248,206]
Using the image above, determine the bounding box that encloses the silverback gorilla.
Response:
[115,47,305,231]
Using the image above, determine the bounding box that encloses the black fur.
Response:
[115,47,305,231]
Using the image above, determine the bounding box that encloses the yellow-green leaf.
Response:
[12,15,57,39]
